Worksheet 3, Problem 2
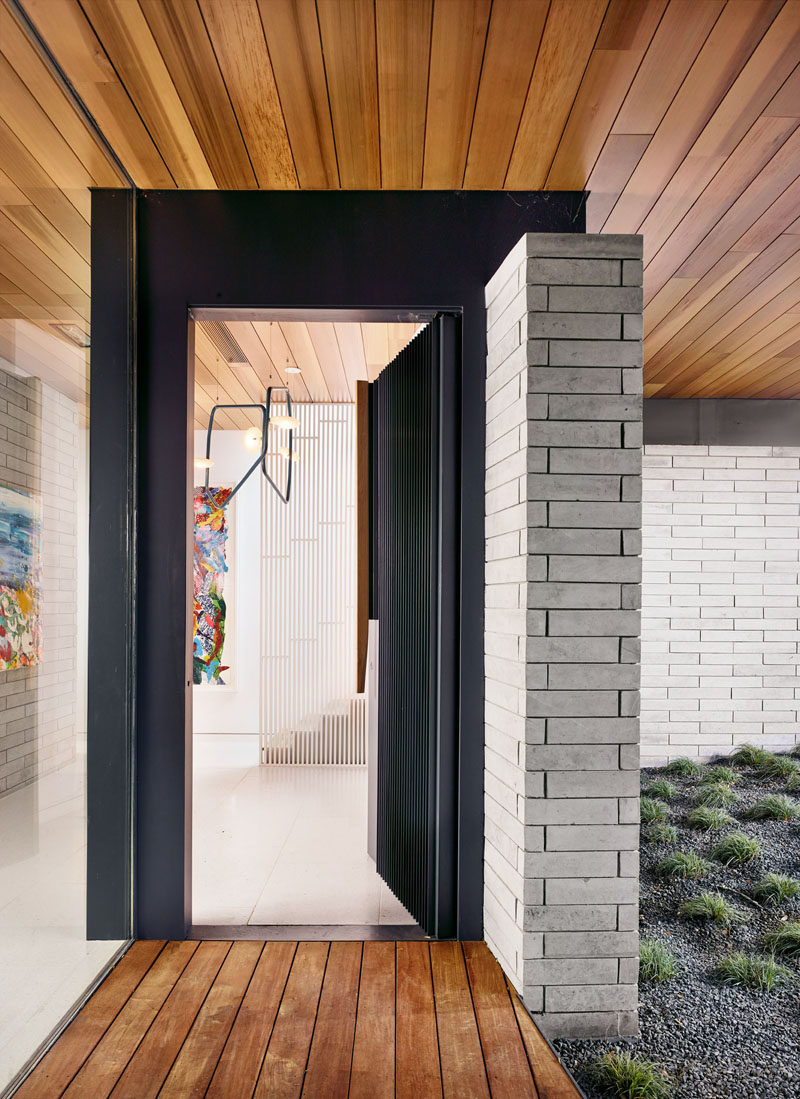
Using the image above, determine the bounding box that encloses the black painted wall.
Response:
[132,190,585,939]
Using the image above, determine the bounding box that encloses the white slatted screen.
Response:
[260,403,363,765]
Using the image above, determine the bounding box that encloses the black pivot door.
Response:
[371,315,459,938]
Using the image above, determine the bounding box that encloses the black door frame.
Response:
[93,189,585,941]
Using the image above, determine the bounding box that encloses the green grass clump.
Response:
[641,797,670,824]
[589,1051,673,1099]
[678,891,747,926]
[757,754,800,781]
[791,744,800,759]
[746,794,800,822]
[656,852,711,880]
[693,782,738,809]
[731,743,774,768]
[700,766,739,786]
[665,757,702,777]
[686,806,734,832]
[753,873,800,906]
[643,823,678,845]
[714,951,793,991]
[711,832,760,866]
[644,780,679,800]
[786,772,800,794]
[763,920,800,960]
[639,939,678,983]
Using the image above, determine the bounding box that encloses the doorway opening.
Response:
[189,309,443,936]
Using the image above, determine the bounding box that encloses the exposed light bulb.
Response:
[285,366,302,375]
[279,446,300,462]
[243,427,262,452]
[194,457,214,469]
[270,413,300,431]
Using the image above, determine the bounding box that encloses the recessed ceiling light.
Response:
[285,366,302,374]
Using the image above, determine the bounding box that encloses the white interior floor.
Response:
[0,756,124,1093]
[192,734,417,927]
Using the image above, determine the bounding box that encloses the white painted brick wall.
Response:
[642,445,800,766]
[485,233,642,1041]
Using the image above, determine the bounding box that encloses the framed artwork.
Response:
[0,485,42,671]
[192,485,235,686]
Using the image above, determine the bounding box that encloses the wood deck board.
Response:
[18,939,579,1098]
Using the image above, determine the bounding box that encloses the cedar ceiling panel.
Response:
[585,133,650,232]
[0,118,90,257]
[603,0,784,234]
[0,4,124,189]
[647,248,800,378]
[139,0,257,188]
[505,0,610,190]
[198,0,296,188]
[316,0,380,189]
[612,0,723,136]
[2,204,89,294]
[643,115,800,288]
[280,321,332,400]
[257,0,338,189]
[463,0,549,189]
[546,0,666,190]
[307,322,351,401]
[225,320,310,403]
[335,323,369,386]
[375,0,432,189]
[21,0,174,187]
[423,0,491,188]
[78,0,216,188]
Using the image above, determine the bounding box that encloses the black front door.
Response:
[370,315,459,938]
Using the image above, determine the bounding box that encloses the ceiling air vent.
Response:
[49,323,90,348]
[201,320,248,364]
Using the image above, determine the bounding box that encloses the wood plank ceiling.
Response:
[193,319,421,426]
[2,0,800,398]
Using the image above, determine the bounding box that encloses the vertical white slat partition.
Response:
[260,403,364,765]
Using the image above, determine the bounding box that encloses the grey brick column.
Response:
[484,233,643,1039]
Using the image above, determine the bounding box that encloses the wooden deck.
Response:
[16,940,581,1098]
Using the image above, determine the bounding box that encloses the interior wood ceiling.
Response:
[1,0,800,398]
[194,319,421,427]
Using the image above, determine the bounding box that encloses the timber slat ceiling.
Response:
[1,0,800,397]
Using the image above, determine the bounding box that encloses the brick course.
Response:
[642,445,800,765]
[484,232,643,1039]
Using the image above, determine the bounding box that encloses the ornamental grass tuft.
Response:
[731,743,774,769]
[714,951,793,991]
[693,782,738,809]
[763,920,800,961]
[785,772,800,794]
[712,832,760,867]
[699,766,739,786]
[678,891,747,926]
[641,797,670,824]
[643,823,678,846]
[746,794,800,822]
[757,754,800,781]
[664,757,702,777]
[639,939,678,983]
[644,780,679,800]
[686,806,734,832]
[753,873,800,906]
[589,1051,673,1099]
[656,851,711,880]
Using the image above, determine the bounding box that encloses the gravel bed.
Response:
[554,756,800,1099]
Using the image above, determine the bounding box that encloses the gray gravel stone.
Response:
[554,756,800,1098]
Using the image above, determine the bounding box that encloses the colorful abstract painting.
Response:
[0,486,42,671]
[193,486,233,685]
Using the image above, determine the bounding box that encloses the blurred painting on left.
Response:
[0,485,42,670]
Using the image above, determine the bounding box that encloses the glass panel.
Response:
[0,7,129,1089]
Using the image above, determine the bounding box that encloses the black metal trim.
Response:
[87,190,136,938]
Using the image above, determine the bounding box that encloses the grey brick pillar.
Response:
[483,233,643,1039]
